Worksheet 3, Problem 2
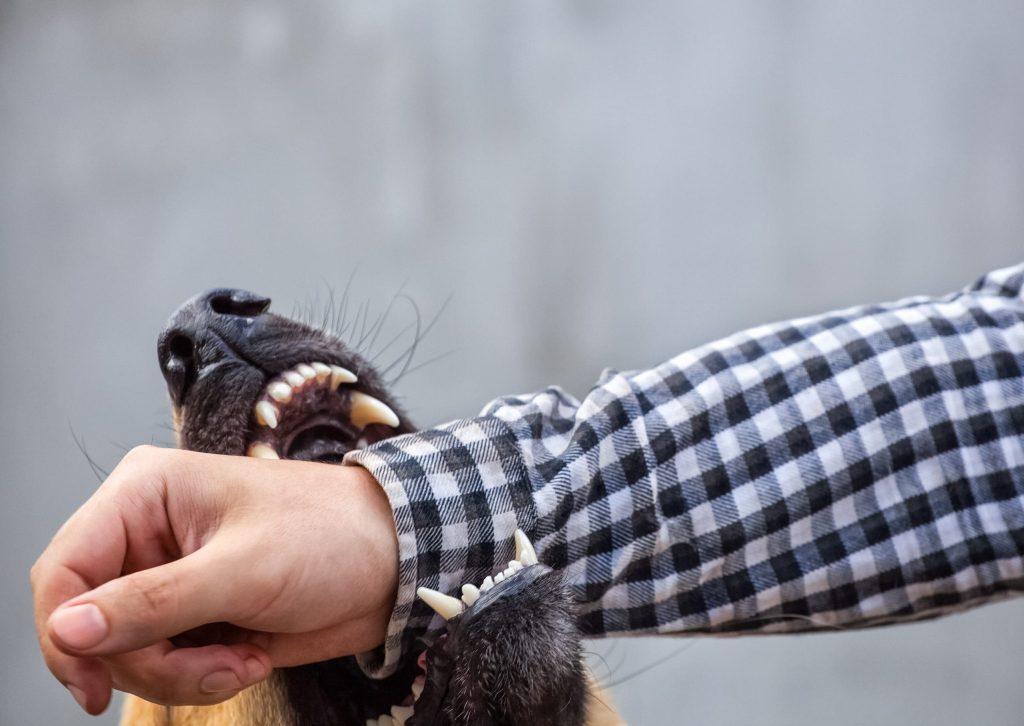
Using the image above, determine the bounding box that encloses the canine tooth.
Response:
[365,720,377,726]
[311,361,331,382]
[391,705,413,725]
[284,371,305,388]
[494,572,505,583]
[480,576,494,592]
[461,583,480,607]
[412,675,425,700]
[378,715,395,726]
[246,443,279,459]
[417,586,465,621]
[514,529,539,566]
[350,391,400,428]
[330,365,358,389]
[268,382,293,403]
[297,363,317,380]
[255,401,279,429]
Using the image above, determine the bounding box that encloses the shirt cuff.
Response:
[343,415,538,678]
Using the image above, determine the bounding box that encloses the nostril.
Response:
[168,333,194,361]
[161,330,198,405]
[209,290,271,318]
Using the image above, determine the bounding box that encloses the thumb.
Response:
[48,546,237,657]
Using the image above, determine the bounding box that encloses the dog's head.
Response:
[156,288,587,725]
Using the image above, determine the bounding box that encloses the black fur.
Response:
[411,567,586,726]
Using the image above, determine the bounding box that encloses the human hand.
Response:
[30,445,398,714]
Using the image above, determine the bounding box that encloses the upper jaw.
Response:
[173,336,410,459]
[244,359,402,462]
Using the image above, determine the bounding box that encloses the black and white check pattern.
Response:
[347,264,1024,678]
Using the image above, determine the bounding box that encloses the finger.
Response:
[37,639,112,715]
[32,447,175,708]
[106,640,271,706]
[48,545,238,658]
[32,504,125,713]
[262,610,390,668]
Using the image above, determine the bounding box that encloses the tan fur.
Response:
[121,675,292,726]
[121,669,623,725]
[584,679,626,726]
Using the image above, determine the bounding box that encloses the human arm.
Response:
[348,263,1024,677]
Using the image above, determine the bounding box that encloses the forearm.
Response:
[348,263,1024,677]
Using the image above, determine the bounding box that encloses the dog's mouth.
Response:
[368,530,544,726]
[243,361,400,464]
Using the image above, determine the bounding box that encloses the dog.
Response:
[120,288,624,725]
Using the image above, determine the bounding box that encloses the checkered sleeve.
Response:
[346,263,1024,678]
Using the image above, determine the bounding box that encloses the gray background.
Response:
[2,1,1023,724]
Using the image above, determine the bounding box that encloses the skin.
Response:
[30,445,398,716]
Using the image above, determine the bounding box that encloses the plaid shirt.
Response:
[347,263,1024,678]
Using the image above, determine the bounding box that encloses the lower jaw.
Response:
[278,659,425,726]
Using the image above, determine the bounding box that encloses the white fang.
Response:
[350,391,400,429]
[416,586,465,621]
[330,365,358,389]
[514,529,539,566]
[246,443,279,459]
[255,401,279,429]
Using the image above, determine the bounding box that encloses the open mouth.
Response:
[417,529,541,619]
[367,663,427,726]
[362,532,542,725]
[378,530,544,725]
[244,361,400,464]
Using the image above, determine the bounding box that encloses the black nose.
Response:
[157,288,271,405]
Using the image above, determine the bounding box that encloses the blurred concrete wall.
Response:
[2,2,1023,724]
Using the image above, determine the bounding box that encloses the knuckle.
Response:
[127,569,180,620]
[122,444,158,468]
[110,445,181,498]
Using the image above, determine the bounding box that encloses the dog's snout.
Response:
[157,288,271,405]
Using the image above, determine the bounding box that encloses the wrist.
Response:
[344,463,399,643]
